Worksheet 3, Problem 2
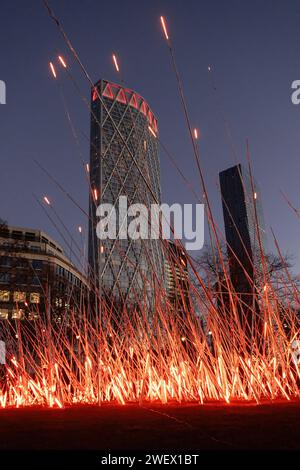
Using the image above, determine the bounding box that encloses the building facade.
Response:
[165,240,190,312]
[219,163,266,291]
[88,79,164,310]
[219,164,266,339]
[0,225,87,322]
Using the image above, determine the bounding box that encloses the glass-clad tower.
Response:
[219,163,266,292]
[219,163,266,338]
[88,79,164,310]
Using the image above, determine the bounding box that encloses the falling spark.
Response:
[254,192,257,200]
[193,128,199,140]
[93,188,98,201]
[148,125,157,138]
[43,196,51,205]
[100,245,104,254]
[49,62,57,78]
[112,54,120,73]
[208,65,211,72]
[78,226,82,233]
[86,163,90,173]
[160,16,169,41]
[58,55,67,68]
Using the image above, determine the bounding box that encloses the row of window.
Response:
[0,258,43,269]
[55,265,81,286]
[0,273,40,286]
[0,290,40,304]
[0,308,40,321]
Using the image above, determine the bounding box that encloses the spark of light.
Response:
[86,163,90,173]
[148,126,157,138]
[49,62,57,79]
[93,188,98,201]
[160,16,169,41]
[194,128,199,140]
[112,54,120,73]
[78,226,82,233]
[58,55,67,68]
[43,196,51,205]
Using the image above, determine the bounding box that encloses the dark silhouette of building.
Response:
[88,80,164,310]
[219,164,266,342]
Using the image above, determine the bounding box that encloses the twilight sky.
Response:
[0,0,300,271]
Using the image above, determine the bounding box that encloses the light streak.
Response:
[112,54,120,72]
[58,55,67,68]
[148,125,157,138]
[49,62,57,79]
[1,14,300,407]
[43,196,51,205]
[193,128,199,140]
[160,16,169,41]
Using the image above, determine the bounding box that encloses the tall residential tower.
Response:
[88,80,164,310]
[219,164,266,335]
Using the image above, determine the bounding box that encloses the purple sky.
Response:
[1,0,300,271]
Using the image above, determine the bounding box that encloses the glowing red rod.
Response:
[49,62,57,79]
[43,196,51,205]
[112,54,120,72]
[58,55,67,68]
[160,16,169,41]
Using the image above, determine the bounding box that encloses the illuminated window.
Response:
[28,312,40,321]
[0,309,8,320]
[102,83,114,100]
[12,309,24,320]
[55,297,63,307]
[13,291,26,303]
[130,93,138,109]
[116,88,126,104]
[30,292,40,304]
[0,290,10,302]
[92,87,98,102]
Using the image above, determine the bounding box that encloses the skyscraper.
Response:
[219,163,266,294]
[88,79,164,310]
[165,240,190,312]
[219,164,266,340]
